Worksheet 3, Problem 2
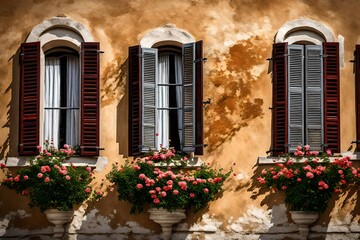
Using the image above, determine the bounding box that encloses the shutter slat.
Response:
[288,45,304,151]
[81,42,100,156]
[19,42,40,155]
[305,45,323,150]
[128,46,142,156]
[142,48,157,151]
[272,43,288,155]
[323,42,340,153]
[182,43,196,152]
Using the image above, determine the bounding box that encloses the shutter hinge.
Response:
[351,140,360,144]
[80,146,105,150]
[350,60,355,63]
[194,144,208,148]
[266,57,272,61]
[194,57,207,63]
[269,106,274,110]
[97,50,105,54]
[203,98,211,106]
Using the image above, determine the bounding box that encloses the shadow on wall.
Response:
[247,164,360,239]
[0,48,21,160]
[116,59,128,157]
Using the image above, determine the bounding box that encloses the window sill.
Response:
[153,156,204,168]
[257,151,357,165]
[3,156,108,172]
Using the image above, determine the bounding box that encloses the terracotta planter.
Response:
[290,211,318,240]
[45,209,74,239]
[148,208,186,240]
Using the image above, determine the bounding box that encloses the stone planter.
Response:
[290,211,319,240]
[45,209,74,239]
[148,208,186,240]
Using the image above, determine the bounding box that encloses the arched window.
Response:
[19,17,100,156]
[128,26,204,156]
[271,19,340,154]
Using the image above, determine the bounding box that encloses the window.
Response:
[272,42,340,155]
[128,41,204,156]
[44,48,80,149]
[19,17,100,156]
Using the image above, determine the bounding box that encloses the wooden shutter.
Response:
[128,46,142,156]
[80,42,100,156]
[272,43,288,155]
[19,42,40,155]
[182,43,196,152]
[195,41,204,155]
[355,45,360,151]
[323,42,340,153]
[305,45,323,151]
[288,45,304,151]
[141,48,157,152]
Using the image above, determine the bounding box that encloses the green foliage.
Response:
[106,154,231,214]
[258,145,355,213]
[1,141,93,212]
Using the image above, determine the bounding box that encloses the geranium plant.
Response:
[258,145,354,212]
[106,147,231,213]
[1,141,93,212]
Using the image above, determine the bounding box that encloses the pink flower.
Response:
[23,175,29,180]
[189,193,195,198]
[304,145,310,151]
[44,177,50,183]
[86,166,92,172]
[257,177,266,184]
[161,191,167,197]
[85,187,91,193]
[281,186,287,190]
[297,178,302,182]
[37,173,43,178]
[156,187,161,192]
[63,144,70,149]
[21,190,28,195]
[166,180,173,185]
[139,174,146,179]
[203,188,209,193]
[261,169,267,175]
[136,183,143,189]
[149,190,156,195]
[40,166,47,173]
[133,165,141,170]
[296,145,302,151]
[338,170,343,174]
[326,149,332,156]
[65,175,71,180]
[306,172,314,178]
[173,190,179,195]
[14,175,20,182]
[153,198,160,204]
[0,163,6,169]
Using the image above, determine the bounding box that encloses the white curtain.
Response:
[44,58,61,147]
[66,55,80,147]
[157,55,170,148]
[174,55,183,147]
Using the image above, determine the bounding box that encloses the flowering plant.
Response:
[106,148,231,213]
[258,145,355,212]
[1,141,93,212]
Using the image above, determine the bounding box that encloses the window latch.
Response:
[203,98,211,106]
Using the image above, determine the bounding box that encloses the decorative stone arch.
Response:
[140,24,195,48]
[26,16,93,48]
[275,18,335,44]
[275,18,344,67]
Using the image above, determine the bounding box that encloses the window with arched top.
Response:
[128,26,204,156]
[271,19,340,155]
[19,17,101,156]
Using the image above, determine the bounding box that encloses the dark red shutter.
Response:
[323,42,340,153]
[356,45,360,150]
[272,43,288,155]
[128,45,142,156]
[195,41,204,155]
[19,42,40,155]
[80,42,100,156]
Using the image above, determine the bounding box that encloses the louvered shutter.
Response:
[323,42,340,153]
[355,45,360,151]
[195,41,204,155]
[272,43,288,155]
[305,45,323,150]
[141,48,157,152]
[288,45,304,151]
[19,42,40,155]
[80,42,100,156]
[128,46,142,156]
[182,43,196,152]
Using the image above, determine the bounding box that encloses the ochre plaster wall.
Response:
[0,0,359,239]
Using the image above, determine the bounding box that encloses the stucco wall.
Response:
[0,0,359,239]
